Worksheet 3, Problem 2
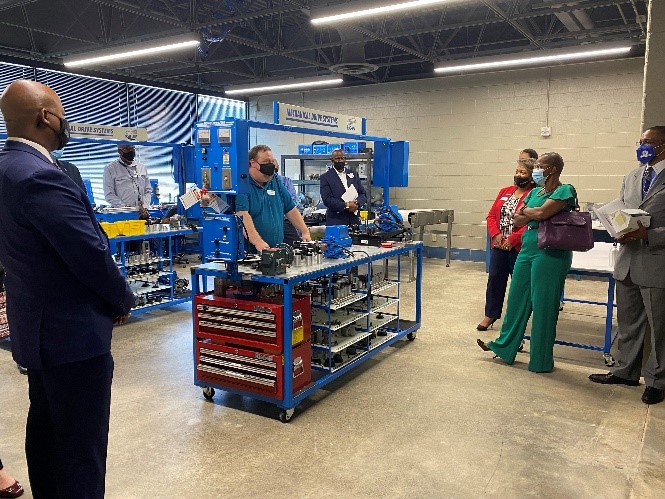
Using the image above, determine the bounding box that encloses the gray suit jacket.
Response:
[614,162,665,287]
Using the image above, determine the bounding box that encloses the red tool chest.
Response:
[195,340,311,399]
[194,292,311,351]
[194,292,312,400]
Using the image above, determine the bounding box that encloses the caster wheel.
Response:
[279,408,294,423]
[407,332,417,341]
[202,387,215,400]
[518,340,525,352]
[603,354,615,367]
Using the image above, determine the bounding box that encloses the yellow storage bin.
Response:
[100,222,120,238]
[124,220,146,236]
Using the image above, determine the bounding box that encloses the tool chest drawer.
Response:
[194,293,311,349]
[195,339,311,400]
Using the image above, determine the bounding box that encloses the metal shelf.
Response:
[312,330,373,353]
[357,313,398,334]
[311,308,369,331]
[369,332,398,351]
[312,290,368,311]
[371,280,398,295]
[370,298,399,313]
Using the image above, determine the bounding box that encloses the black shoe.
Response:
[641,386,665,405]
[476,319,497,331]
[589,372,639,386]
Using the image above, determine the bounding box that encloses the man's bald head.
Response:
[0,80,66,151]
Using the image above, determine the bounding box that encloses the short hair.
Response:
[517,158,536,172]
[249,144,271,162]
[539,152,564,174]
[645,126,665,141]
[520,148,538,159]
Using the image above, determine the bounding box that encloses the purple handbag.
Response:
[537,187,594,252]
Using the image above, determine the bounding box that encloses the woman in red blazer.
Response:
[477,149,538,330]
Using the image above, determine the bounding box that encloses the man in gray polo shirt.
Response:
[103,144,152,219]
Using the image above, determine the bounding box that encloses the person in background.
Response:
[273,157,301,246]
[477,152,575,373]
[0,80,135,499]
[589,126,665,405]
[51,149,85,192]
[477,149,537,331]
[236,145,311,252]
[103,144,151,219]
[320,148,367,226]
[0,458,24,498]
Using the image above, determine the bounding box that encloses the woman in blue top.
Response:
[477,152,576,373]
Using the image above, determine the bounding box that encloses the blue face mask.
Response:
[532,168,546,186]
[636,143,657,164]
[51,149,64,160]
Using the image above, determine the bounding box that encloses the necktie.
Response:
[642,166,655,200]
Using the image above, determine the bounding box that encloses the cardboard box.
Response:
[610,208,651,236]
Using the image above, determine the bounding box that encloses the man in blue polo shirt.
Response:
[236,144,311,252]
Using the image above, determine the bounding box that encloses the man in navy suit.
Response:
[0,80,135,498]
[319,148,368,226]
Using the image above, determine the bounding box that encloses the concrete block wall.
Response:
[248,57,645,256]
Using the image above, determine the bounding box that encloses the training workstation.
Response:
[1,1,664,498]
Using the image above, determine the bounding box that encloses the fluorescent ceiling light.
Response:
[63,34,200,68]
[434,44,632,74]
[311,0,450,25]
[225,77,343,96]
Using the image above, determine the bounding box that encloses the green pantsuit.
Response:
[487,185,575,373]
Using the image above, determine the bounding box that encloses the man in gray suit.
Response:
[590,126,665,405]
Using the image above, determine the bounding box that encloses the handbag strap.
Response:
[566,184,580,212]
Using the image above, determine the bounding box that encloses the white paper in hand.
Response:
[341,184,358,203]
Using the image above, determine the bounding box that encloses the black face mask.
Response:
[46,111,70,150]
[121,151,136,163]
[333,161,346,172]
[514,176,531,187]
[258,162,276,176]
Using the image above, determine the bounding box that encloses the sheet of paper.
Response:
[207,194,229,214]
[179,190,199,210]
[341,184,358,203]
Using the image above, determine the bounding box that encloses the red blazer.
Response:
[486,185,534,252]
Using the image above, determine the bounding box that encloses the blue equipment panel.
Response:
[373,141,409,188]
[202,214,245,262]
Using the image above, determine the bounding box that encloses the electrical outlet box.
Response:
[541,126,552,137]
[431,233,437,242]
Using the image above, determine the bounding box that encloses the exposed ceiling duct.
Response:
[329,26,378,75]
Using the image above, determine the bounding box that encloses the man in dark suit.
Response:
[51,149,85,193]
[0,80,135,498]
[320,148,368,226]
[590,126,665,405]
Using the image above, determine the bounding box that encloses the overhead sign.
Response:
[70,123,148,142]
[274,102,366,135]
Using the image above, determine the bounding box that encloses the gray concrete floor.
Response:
[2,258,665,498]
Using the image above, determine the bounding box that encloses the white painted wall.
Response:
[248,57,645,252]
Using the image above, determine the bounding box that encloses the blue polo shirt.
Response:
[236,175,296,248]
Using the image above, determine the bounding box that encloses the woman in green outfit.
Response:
[477,152,576,373]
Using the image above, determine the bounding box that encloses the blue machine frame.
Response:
[191,117,409,268]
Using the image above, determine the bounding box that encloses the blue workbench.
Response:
[191,242,423,422]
